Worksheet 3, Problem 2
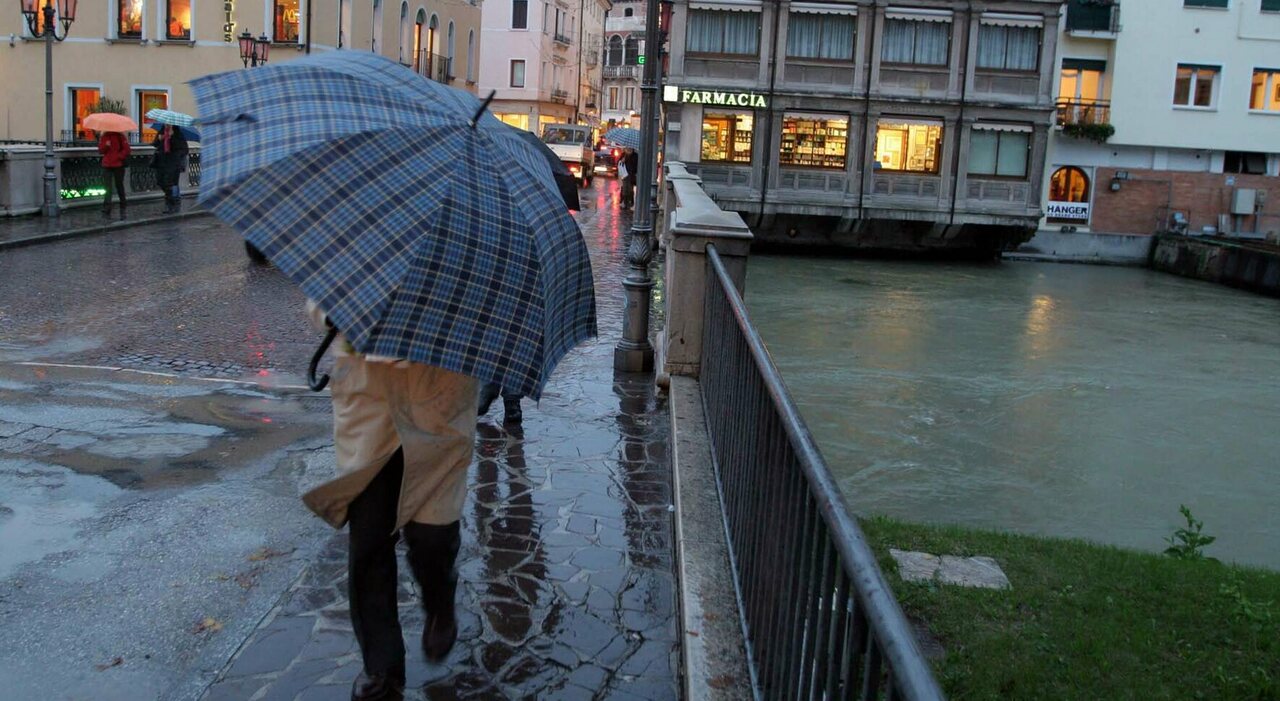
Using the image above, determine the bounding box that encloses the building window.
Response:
[1183,0,1228,7]
[968,127,1030,178]
[874,120,943,174]
[608,86,618,109]
[372,0,383,52]
[467,30,475,81]
[1224,151,1267,175]
[399,3,409,62]
[625,35,640,64]
[881,19,949,66]
[780,113,848,169]
[165,0,191,39]
[118,0,143,38]
[786,11,855,61]
[1060,60,1105,102]
[1047,166,1090,222]
[700,112,753,163]
[1173,64,1218,108]
[976,24,1039,72]
[624,87,635,110]
[510,59,526,87]
[687,10,760,56]
[624,7,633,16]
[137,90,169,139]
[69,87,101,140]
[1264,0,1280,11]
[607,35,623,65]
[274,0,301,42]
[496,113,530,130]
[1250,69,1280,111]
[513,0,527,28]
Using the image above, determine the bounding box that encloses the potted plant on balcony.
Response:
[1062,122,1115,143]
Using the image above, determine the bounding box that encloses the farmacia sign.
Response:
[663,85,768,109]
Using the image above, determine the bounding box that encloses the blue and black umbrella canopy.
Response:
[190,51,596,398]
[603,126,641,150]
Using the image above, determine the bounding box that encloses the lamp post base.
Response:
[614,345,655,374]
[613,273,655,373]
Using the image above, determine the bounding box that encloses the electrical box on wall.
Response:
[1230,189,1257,215]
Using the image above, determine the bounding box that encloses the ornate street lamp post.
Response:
[238,29,271,68]
[19,0,78,217]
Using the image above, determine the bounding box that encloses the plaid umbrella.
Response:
[145,108,196,127]
[148,122,201,142]
[190,51,596,399]
[603,127,641,149]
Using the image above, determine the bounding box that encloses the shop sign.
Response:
[223,1,235,42]
[1046,201,1089,220]
[663,85,768,109]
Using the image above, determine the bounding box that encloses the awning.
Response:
[885,7,953,22]
[973,122,1033,133]
[791,2,858,15]
[689,0,762,12]
[1062,58,1107,72]
[979,12,1043,28]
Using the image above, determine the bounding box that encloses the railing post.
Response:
[659,161,753,379]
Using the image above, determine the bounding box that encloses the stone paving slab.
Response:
[0,197,205,250]
[199,194,680,699]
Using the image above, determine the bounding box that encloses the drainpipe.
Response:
[946,0,972,228]
[856,4,877,223]
[754,0,783,229]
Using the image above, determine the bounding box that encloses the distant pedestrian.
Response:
[150,124,188,214]
[620,148,638,210]
[98,131,130,220]
[301,302,477,700]
[478,381,522,426]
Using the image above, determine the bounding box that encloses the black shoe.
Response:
[403,521,461,662]
[350,669,405,700]
[502,397,522,426]
[477,383,500,417]
[119,208,127,221]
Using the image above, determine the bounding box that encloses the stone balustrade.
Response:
[1,143,200,217]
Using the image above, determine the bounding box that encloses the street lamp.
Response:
[20,0,78,217]
[238,29,270,68]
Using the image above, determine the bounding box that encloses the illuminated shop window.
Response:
[700,112,753,163]
[779,113,848,169]
[874,120,942,174]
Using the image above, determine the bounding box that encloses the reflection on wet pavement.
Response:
[200,180,679,700]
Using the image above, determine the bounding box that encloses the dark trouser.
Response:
[102,167,126,212]
[155,168,181,205]
[347,448,461,678]
[621,175,636,208]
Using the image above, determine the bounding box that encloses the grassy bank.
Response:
[861,517,1280,700]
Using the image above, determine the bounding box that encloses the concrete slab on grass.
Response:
[890,549,1011,590]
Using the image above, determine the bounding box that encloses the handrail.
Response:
[701,244,945,700]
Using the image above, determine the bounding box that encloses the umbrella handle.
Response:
[308,324,338,392]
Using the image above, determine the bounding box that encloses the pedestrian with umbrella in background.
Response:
[603,126,641,210]
[82,112,137,220]
[147,109,195,213]
[191,52,596,701]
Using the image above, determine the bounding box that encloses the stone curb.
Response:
[0,209,211,251]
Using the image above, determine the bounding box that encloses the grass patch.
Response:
[861,517,1280,700]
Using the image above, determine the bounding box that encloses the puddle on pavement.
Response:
[0,458,122,579]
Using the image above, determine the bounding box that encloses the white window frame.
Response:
[1249,68,1280,113]
[1172,63,1221,110]
[268,0,306,44]
[511,59,527,87]
[467,30,476,82]
[156,0,195,42]
[113,0,146,40]
[65,83,105,137]
[132,85,172,139]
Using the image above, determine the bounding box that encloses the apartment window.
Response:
[137,90,169,139]
[624,87,636,110]
[687,10,760,56]
[1264,0,1280,11]
[274,0,301,42]
[968,126,1030,178]
[510,59,526,87]
[68,87,101,140]
[496,113,530,130]
[874,120,943,174]
[780,113,849,169]
[543,2,549,33]
[607,35,623,65]
[701,112,754,163]
[399,3,409,62]
[976,22,1040,72]
[372,0,383,52]
[165,0,191,39]
[1060,59,1105,101]
[1173,64,1219,108]
[118,0,143,37]
[786,10,855,61]
[608,86,618,109]
[624,7,633,16]
[513,0,528,28]
[1183,0,1227,7]
[881,18,950,66]
[467,30,475,81]
[1250,69,1280,111]
[625,35,640,64]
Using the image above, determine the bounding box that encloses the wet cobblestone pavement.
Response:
[0,196,202,248]
[197,183,680,700]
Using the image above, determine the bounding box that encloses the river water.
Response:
[745,256,1280,570]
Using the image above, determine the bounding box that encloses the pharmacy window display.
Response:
[779,114,848,169]
[874,120,943,174]
[700,112,754,163]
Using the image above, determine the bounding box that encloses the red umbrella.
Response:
[82,113,138,133]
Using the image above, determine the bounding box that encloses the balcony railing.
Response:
[554,32,573,46]
[604,65,641,80]
[60,129,149,145]
[1065,0,1120,34]
[1056,99,1111,126]
[550,88,570,103]
[416,51,452,84]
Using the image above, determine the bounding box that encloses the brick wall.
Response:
[1089,168,1280,237]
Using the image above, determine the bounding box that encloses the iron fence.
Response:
[1055,99,1111,126]
[1065,0,1120,33]
[699,245,945,701]
[416,51,451,84]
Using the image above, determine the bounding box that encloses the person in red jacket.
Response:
[98,131,131,219]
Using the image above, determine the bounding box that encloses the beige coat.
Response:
[301,302,479,531]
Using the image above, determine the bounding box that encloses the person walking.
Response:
[477,382,522,426]
[98,130,130,220]
[150,124,188,214]
[301,303,478,701]
[620,147,639,210]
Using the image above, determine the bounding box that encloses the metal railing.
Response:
[553,32,573,46]
[551,88,570,103]
[604,65,641,80]
[1065,0,1120,33]
[1055,99,1111,126]
[699,244,945,701]
[416,50,452,83]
